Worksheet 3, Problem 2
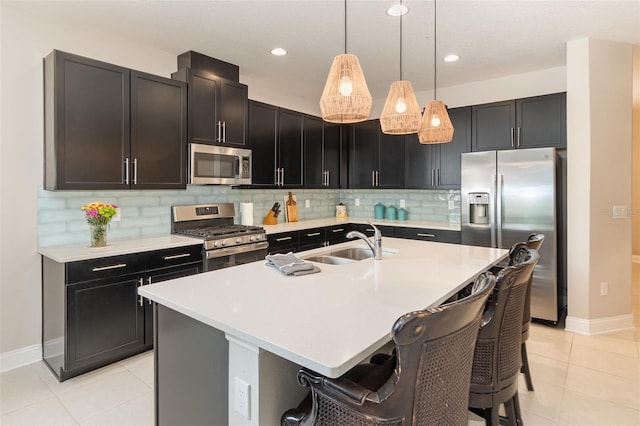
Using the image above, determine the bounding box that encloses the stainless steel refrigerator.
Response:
[461,147,565,323]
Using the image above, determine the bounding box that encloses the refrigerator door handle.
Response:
[490,173,497,248]
[497,174,504,248]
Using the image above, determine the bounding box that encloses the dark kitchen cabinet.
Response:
[42,244,202,381]
[44,50,187,190]
[405,106,471,189]
[304,117,342,188]
[349,120,404,189]
[393,227,461,244]
[472,92,566,151]
[172,68,248,146]
[247,101,303,187]
[267,231,300,254]
[298,227,327,251]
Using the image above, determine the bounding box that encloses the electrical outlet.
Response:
[112,207,122,221]
[305,199,310,208]
[448,200,455,210]
[612,205,627,218]
[600,282,608,296]
[355,198,360,207]
[234,377,250,419]
[399,199,405,208]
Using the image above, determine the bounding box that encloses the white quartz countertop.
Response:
[139,237,507,378]
[262,217,461,234]
[38,235,202,263]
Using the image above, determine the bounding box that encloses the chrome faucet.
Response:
[346,223,383,260]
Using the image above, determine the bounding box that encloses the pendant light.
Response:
[418,0,454,144]
[380,0,421,135]
[320,0,372,124]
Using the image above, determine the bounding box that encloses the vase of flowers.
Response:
[81,202,118,247]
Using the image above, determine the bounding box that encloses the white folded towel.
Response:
[265,252,321,276]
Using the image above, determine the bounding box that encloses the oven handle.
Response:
[205,241,269,259]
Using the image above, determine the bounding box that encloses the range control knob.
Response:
[249,235,255,242]
[221,240,227,246]
[236,237,242,244]
[213,241,220,248]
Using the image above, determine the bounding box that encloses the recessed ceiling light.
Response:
[271,48,287,56]
[443,54,460,62]
[386,4,408,16]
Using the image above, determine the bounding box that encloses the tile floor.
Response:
[2,265,640,426]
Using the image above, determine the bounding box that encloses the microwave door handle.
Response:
[234,157,240,177]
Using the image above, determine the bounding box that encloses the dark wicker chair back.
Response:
[282,274,496,426]
[469,247,540,425]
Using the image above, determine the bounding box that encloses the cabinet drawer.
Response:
[66,254,146,284]
[267,231,300,255]
[351,224,395,237]
[145,245,203,270]
[325,225,350,244]
[298,228,325,245]
[393,227,461,244]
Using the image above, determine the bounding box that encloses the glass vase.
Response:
[90,224,108,247]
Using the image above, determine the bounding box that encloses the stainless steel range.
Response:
[171,203,268,272]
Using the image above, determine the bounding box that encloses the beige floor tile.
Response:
[527,333,573,363]
[56,370,151,423]
[569,344,640,380]
[0,363,55,415]
[0,396,77,426]
[573,333,639,358]
[521,409,559,426]
[604,327,640,342]
[34,360,130,395]
[526,352,569,388]
[78,391,153,426]
[122,352,154,388]
[557,388,640,425]
[530,323,575,343]
[517,379,563,422]
[565,365,640,411]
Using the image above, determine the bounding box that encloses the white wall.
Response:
[565,38,634,334]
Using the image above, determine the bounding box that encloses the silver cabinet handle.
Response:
[517,127,521,148]
[280,167,285,185]
[276,236,292,242]
[331,228,344,233]
[510,127,515,148]
[216,121,222,142]
[124,158,130,185]
[138,277,144,306]
[92,263,127,272]
[162,253,191,260]
[431,169,435,186]
[305,232,321,237]
[372,170,376,187]
[436,168,440,186]
[132,158,138,185]
[417,233,436,237]
[147,276,152,284]
[222,121,226,143]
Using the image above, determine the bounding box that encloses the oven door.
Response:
[189,143,252,185]
[204,241,268,272]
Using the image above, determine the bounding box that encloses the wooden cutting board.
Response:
[285,192,298,222]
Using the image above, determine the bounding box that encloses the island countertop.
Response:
[139,237,507,378]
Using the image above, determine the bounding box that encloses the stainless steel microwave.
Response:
[189,143,252,185]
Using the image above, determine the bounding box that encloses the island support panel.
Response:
[155,305,229,426]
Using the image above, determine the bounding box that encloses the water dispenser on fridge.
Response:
[468,192,489,224]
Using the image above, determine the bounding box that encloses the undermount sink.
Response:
[303,247,396,265]
[327,248,374,261]
[303,255,355,265]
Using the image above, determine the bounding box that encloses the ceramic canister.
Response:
[374,202,386,219]
[398,208,407,221]
[386,205,397,220]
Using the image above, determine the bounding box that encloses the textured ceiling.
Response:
[7,0,640,104]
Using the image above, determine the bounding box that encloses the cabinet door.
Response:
[278,108,304,187]
[378,132,405,188]
[404,133,437,189]
[303,115,324,188]
[130,71,187,189]
[267,231,299,254]
[248,101,278,185]
[323,122,342,188]
[218,79,248,146]
[437,106,472,188]
[66,274,144,372]
[187,70,218,145]
[517,93,566,149]
[349,120,379,188]
[298,227,326,251]
[472,100,516,151]
[45,50,130,190]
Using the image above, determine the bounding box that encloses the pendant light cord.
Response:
[433,0,437,100]
[344,0,347,54]
[399,0,403,80]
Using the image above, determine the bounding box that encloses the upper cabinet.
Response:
[404,107,471,189]
[349,120,404,189]
[472,92,566,151]
[171,68,248,147]
[247,100,303,187]
[44,50,187,190]
[304,117,342,188]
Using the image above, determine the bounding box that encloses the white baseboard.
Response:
[565,314,635,335]
[633,255,640,263]
[0,344,42,373]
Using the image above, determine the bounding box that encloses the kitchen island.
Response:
[139,237,508,426]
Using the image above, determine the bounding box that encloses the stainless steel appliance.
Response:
[189,143,252,185]
[171,203,268,271]
[461,147,565,323]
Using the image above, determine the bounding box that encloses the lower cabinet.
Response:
[392,227,461,244]
[42,244,202,381]
[267,231,299,255]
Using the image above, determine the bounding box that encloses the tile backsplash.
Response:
[37,186,460,247]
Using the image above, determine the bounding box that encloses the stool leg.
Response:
[521,342,534,391]
[512,392,524,426]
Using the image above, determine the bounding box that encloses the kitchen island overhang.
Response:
[140,237,508,425]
